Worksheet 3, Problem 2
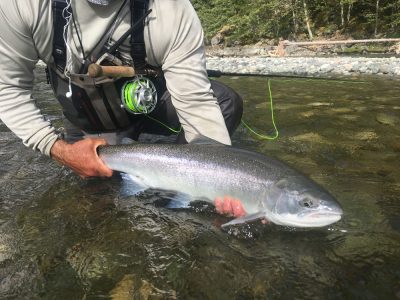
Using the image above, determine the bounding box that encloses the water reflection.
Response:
[0,67,399,299]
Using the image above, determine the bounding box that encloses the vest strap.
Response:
[130,0,149,70]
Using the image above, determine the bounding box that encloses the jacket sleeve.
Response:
[148,0,231,145]
[0,0,58,156]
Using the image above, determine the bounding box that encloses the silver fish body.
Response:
[98,143,343,228]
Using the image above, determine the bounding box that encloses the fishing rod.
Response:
[206,69,368,83]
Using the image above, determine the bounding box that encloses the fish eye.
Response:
[299,197,318,208]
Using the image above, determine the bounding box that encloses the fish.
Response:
[98,141,343,228]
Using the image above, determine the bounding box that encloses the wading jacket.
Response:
[0,0,231,156]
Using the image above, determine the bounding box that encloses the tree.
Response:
[375,0,380,36]
[302,0,313,40]
[291,0,299,38]
[192,0,400,44]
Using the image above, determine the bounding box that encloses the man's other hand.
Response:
[50,138,113,178]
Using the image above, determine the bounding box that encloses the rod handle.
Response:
[88,64,136,78]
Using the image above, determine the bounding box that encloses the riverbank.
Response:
[206,56,400,78]
[205,42,400,78]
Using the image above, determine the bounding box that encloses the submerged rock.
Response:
[375,113,399,126]
[307,102,334,107]
[340,114,359,121]
[300,111,316,118]
[110,275,136,300]
[110,274,177,300]
[290,132,331,144]
[390,141,400,152]
[354,131,378,141]
[331,108,354,113]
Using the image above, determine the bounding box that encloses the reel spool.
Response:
[121,76,157,114]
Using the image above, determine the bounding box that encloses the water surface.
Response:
[0,67,399,299]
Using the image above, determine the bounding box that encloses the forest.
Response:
[191,0,400,45]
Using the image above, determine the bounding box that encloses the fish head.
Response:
[264,177,343,227]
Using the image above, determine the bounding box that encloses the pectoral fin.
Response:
[164,192,192,209]
[120,173,149,196]
[221,212,267,228]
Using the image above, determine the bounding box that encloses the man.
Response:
[0,0,245,216]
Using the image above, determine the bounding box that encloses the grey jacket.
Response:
[0,0,231,156]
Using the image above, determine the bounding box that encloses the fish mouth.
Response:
[307,212,342,221]
[295,210,342,227]
[304,209,342,218]
[302,201,343,220]
[274,209,342,228]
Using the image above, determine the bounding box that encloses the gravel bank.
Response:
[38,56,400,77]
[206,56,400,77]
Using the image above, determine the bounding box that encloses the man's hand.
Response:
[215,196,246,217]
[50,138,113,178]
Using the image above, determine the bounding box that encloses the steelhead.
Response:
[98,142,343,228]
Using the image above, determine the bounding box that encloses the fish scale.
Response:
[98,142,343,228]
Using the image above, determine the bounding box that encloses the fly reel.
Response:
[121,75,157,114]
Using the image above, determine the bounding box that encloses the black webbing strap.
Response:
[52,0,70,72]
[52,0,150,72]
[130,0,149,70]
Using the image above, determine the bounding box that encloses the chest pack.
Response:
[48,0,161,133]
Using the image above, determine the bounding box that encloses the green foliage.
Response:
[191,0,400,44]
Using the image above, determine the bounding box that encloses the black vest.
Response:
[48,0,152,133]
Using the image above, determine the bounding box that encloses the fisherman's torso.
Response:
[45,0,196,70]
[45,0,204,132]
[0,0,231,151]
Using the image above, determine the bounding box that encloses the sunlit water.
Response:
[0,66,399,299]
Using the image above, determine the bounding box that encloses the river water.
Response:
[0,66,399,299]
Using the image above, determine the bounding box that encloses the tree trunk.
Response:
[292,0,299,38]
[340,1,345,27]
[274,8,280,37]
[303,0,313,40]
[347,3,352,23]
[374,0,380,37]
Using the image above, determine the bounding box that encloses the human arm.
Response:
[146,0,231,145]
[0,0,112,178]
[0,0,58,155]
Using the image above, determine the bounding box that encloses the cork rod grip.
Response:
[88,64,136,78]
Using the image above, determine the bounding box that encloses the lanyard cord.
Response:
[70,11,86,61]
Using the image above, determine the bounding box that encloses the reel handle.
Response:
[88,64,136,78]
